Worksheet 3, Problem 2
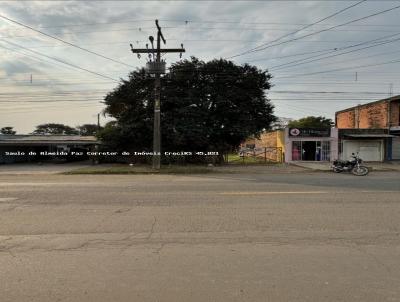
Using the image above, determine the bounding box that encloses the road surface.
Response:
[0,171,399,301]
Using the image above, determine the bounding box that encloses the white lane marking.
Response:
[0,183,101,186]
[219,191,329,195]
[219,191,399,195]
[0,198,18,201]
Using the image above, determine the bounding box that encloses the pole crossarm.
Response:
[130,48,185,54]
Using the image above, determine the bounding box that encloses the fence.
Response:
[228,147,283,164]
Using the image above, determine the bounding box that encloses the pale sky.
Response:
[1,0,400,133]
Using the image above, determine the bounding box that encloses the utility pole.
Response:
[130,20,185,170]
[97,113,100,130]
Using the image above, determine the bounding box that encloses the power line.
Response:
[174,19,400,28]
[226,0,367,59]
[280,47,400,72]
[227,3,400,59]
[0,82,116,87]
[180,27,400,33]
[0,39,119,82]
[0,90,393,97]
[25,18,400,29]
[0,89,109,94]
[0,42,80,74]
[22,39,381,51]
[270,34,400,71]
[2,102,104,106]
[268,31,400,69]
[0,13,134,68]
[39,19,154,28]
[270,90,394,95]
[2,26,155,39]
[2,104,103,114]
[274,103,332,115]
[9,24,400,40]
[245,47,351,63]
[275,57,400,79]
[271,82,399,86]
[271,98,391,101]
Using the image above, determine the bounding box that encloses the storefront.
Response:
[338,129,394,162]
[284,128,338,162]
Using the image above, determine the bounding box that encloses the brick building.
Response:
[335,95,400,161]
[336,95,400,129]
[242,128,339,163]
[241,130,285,162]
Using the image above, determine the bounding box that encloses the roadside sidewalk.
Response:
[0,162,95,175]
[291,161,400,172]
[2,161,398,175]
[0,162,310,175]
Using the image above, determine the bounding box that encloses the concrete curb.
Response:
[290,163,400,172]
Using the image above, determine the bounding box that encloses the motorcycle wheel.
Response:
[351,166,369,176]
[333,167,343,173]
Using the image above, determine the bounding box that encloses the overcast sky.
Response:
[1,0,400,133]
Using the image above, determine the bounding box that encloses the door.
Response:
[302,141,316,161]
[392,137,400,160]
[343,140,383,162]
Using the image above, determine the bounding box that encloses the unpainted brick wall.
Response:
[241,131,278,149]
[336,101,395,128]
[255,132,278,148]
[358,102,388,128]
[336,110,355,128]
[390,101,400,127]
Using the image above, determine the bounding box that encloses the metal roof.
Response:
[0,135,99,145]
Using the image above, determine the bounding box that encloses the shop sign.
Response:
[289,128,331,137]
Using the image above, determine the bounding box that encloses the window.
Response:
[292,141,301,160]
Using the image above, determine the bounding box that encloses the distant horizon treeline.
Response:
[1,116,334,137]
[0,123,102,136]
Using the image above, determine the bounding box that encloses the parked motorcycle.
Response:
[332,153,369,176]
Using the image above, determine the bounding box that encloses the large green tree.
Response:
[0,127,16,135]
[100,57,276,159]
[288,116,333,128]
[33,123,79,135]
[77,124,101,136]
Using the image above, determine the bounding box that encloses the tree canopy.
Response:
[77,124,101,136]
[287,116,334,129]
[33,123,79,135]
[0,127,16,135]
[99,57,276,157]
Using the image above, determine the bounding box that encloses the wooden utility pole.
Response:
[130,20,185,169]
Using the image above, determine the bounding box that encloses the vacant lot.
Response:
[0,171,399,302]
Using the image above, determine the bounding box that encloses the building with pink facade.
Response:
[284,128,339,162]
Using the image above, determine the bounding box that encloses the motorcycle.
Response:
[332,153,369,176]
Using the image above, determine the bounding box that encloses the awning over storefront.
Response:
[344,134,395,138]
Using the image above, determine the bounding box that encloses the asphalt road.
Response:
[0,171,399,302]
